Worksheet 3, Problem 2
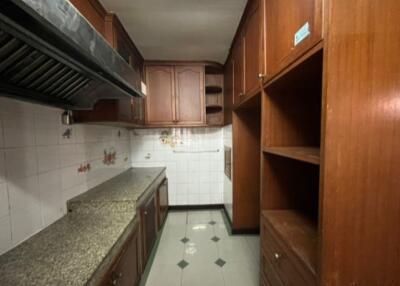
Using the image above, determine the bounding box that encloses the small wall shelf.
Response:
[206,86,223,94]
[206,104,223,114]
[205,73,224,126]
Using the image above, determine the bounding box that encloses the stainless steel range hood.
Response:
[0,0,144,110]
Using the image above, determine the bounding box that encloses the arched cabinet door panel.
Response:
[145,66,176,125]
[174,66,205,125]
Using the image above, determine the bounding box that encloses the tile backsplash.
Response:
[0,97,131,255]
[130,128,224,206]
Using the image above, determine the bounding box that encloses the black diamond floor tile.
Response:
[177,260,189,269]
[211,236,220,242]
[180,237,190,244]
[215,258,226,267]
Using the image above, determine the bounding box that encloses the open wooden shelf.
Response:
[263,146,320,165]
[205,86,223,94]
[262,209,318,275]
[206,104,223,114]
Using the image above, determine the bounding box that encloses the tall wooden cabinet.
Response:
[233,41,244,107]
[145,64,205,127]
[243,0,262,98]
[259,0,400,285]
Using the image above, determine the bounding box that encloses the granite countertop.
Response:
[67,167,166,213]
[0,167,166,286]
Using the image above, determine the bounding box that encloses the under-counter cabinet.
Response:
[264,0,323,79]
[157,179,169,229]
[140,191,158,268]
[145,65,205,126]
[101,222,141,286]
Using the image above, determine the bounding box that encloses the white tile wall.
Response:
[0,97,132,255]
[223,124,233,220]
[130,128,224,206]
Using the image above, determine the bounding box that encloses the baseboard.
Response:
[222,205,260,235]
[168,204,224,211]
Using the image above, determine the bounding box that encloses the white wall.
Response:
[130,128,224,206]
[223,124,233,220]
[0,97,132,255]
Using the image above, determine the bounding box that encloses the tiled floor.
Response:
[145,210,260,286]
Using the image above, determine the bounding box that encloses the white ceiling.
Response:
[100,0,247,64]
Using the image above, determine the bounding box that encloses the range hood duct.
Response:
[0,0,144,110]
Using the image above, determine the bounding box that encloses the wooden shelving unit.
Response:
[205,73,224,126]
[260,47,323,284]
[262,147,320,165]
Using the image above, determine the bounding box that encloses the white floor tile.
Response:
[187,210,212,224]
[147,210,260,286]
[210,210,224,223]
[181,263,224,286]
[245,236,260,257]
[222,261,259,286]
[213,223,230,239]
[186,223,214,243]
[217,237,254,264]
[165,211,187,226]
[153,239,185,267]
[160,225,187,244]
[145,263,182,286]
[183,240,219,264]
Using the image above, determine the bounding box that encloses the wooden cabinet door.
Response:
[157,179,169,229]
[69,0,107,36]
[243,0,262,98]
[174,66,205,125]
[265,0,322,78]
[101,222,141,286]
[223,58,234,125]
[140,193,157,267]
[145,66,176,125]
[233,39,244,107]
[131,97,145,125]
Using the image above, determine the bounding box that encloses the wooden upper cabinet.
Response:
[175,66,205,125]
[69,0,107,36]
[145,65,205,126]
[243,0,262,98]
[233,39,244,107]
[224,58,234,125]
[145,66,176,125]
[265,0,323,78]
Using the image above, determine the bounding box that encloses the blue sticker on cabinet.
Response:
[294,22,311,46]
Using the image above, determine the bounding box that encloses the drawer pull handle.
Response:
[144,211,148,215]
[274,252,281,261]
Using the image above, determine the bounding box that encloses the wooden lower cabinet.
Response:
[140,192,158,268]
[101,222,141,286]
[101,175,168,286]
[156,179,168,229]
[260,211,317,286]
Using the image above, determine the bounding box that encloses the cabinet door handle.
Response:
[273,252,281,261]
[144,211,148,215]
[239,93,244,97]
[258,73,266,79]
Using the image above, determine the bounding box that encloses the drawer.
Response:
[261,250,283,286]
[261,219,316,286]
